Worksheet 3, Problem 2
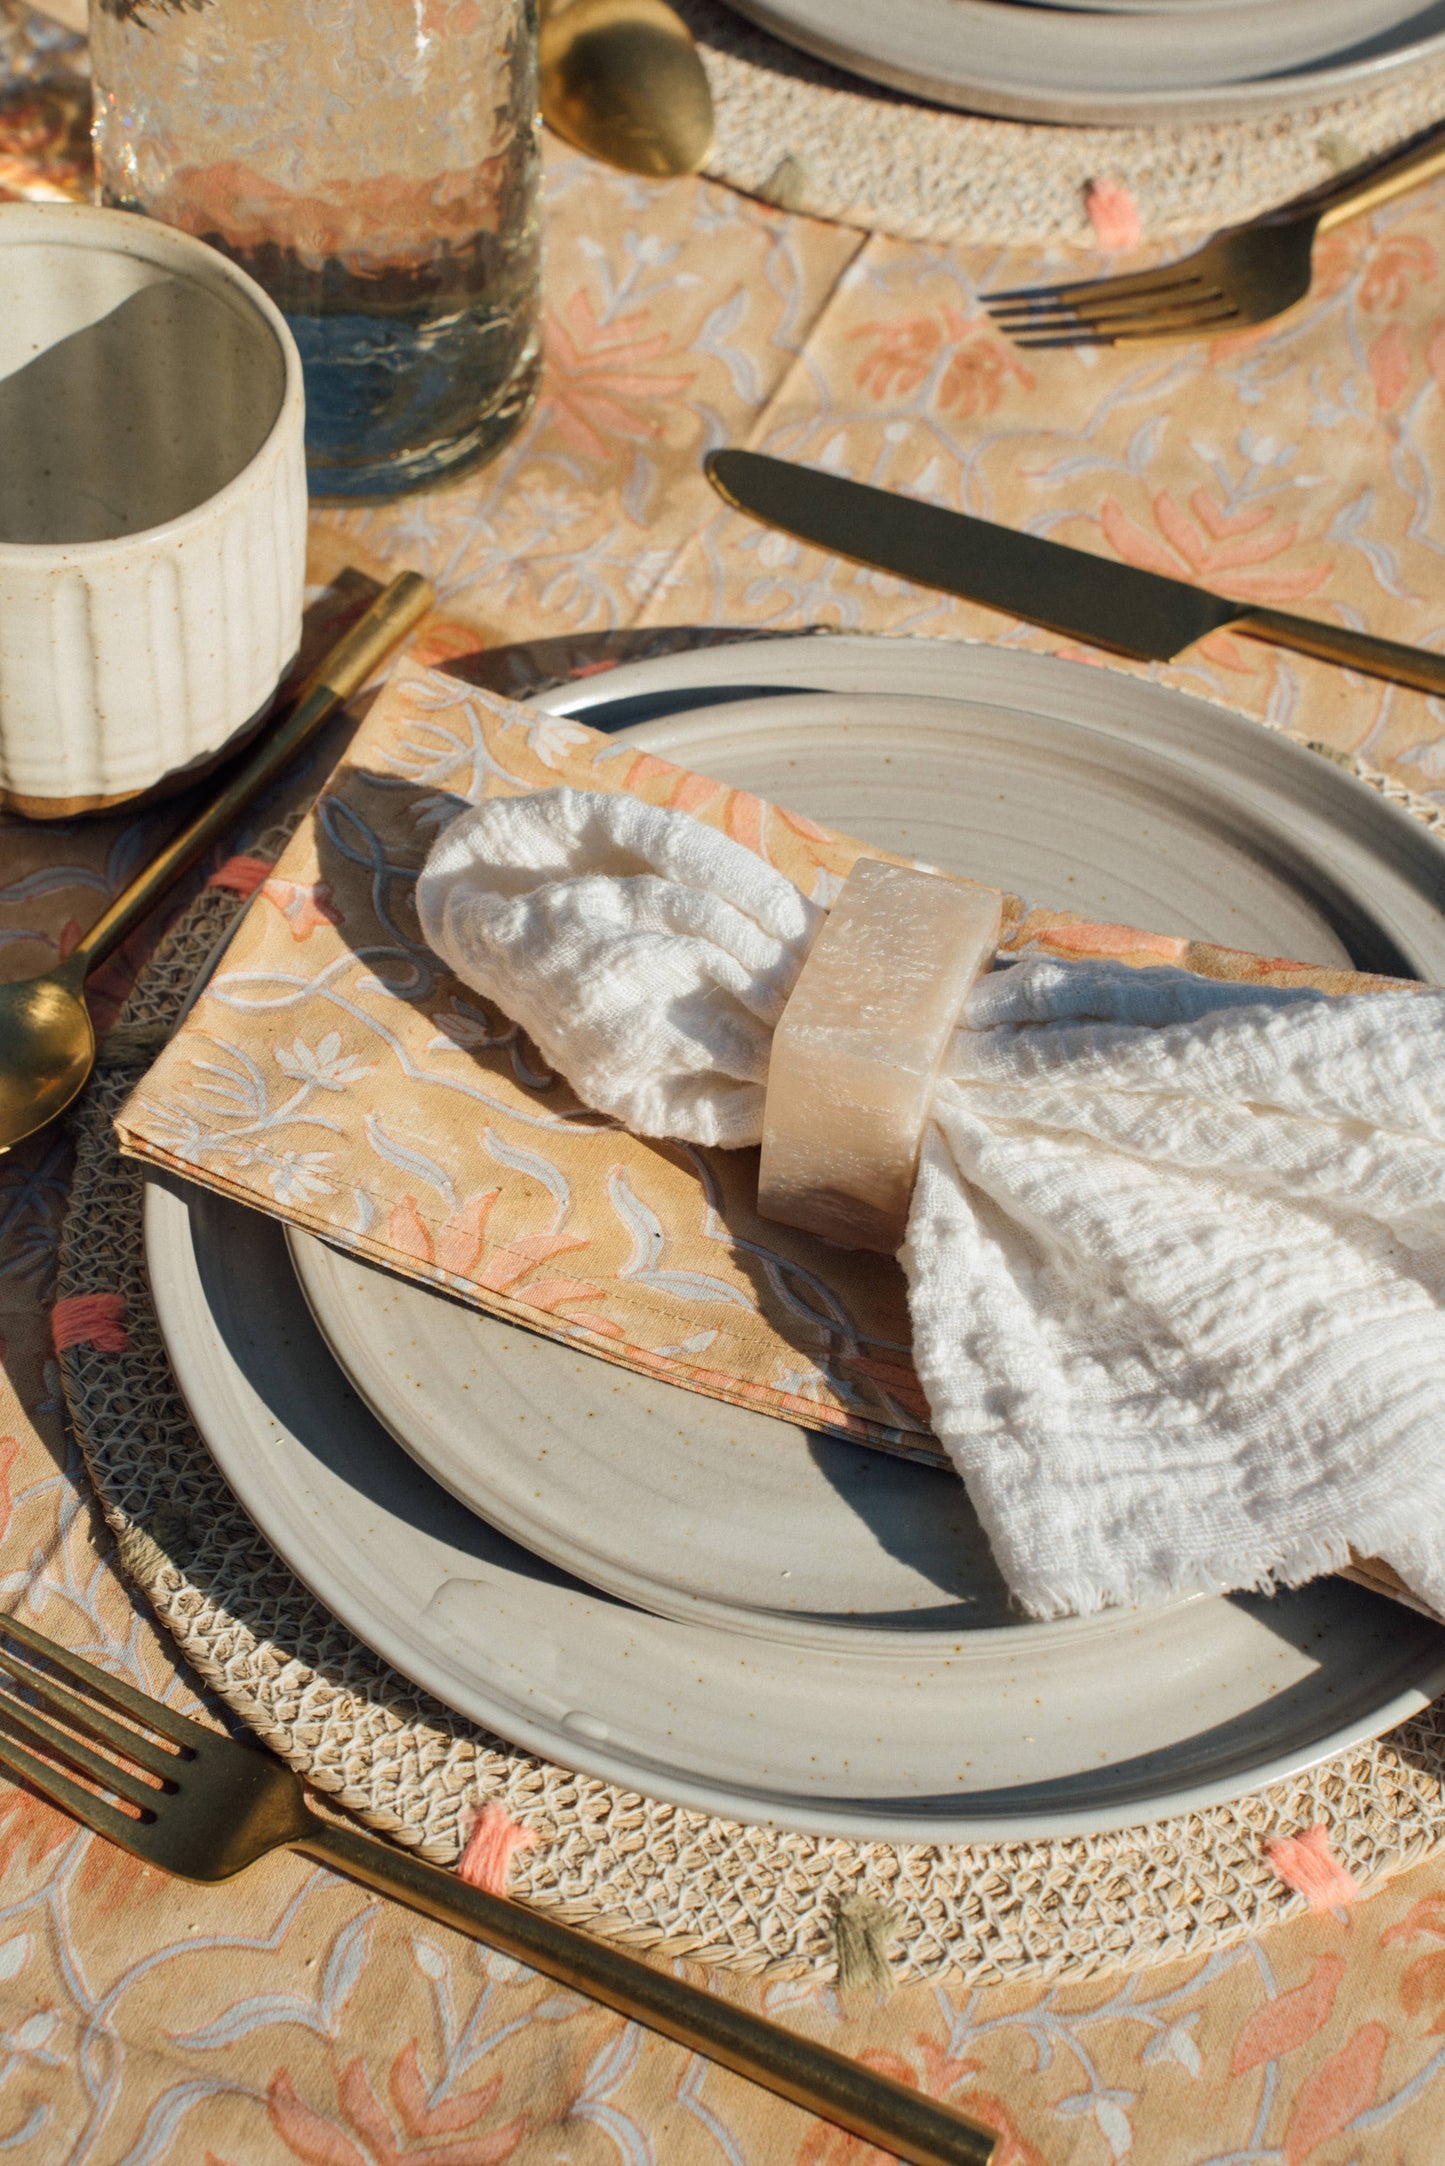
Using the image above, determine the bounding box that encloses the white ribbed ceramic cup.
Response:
[0,203,306,817]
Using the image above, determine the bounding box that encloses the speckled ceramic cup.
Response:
[0,202,306,817]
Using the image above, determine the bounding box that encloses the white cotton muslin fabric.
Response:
[417,786,1445,1622]
[418,787,822,1147]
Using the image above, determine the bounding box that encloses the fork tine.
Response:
[0,1611,213,1751]
[982,261,1207,311]
[985,276,1213,328]
[1009,301,1240,349]
[0,1685,163,1811]
[0,1726,145,1849]
[0,1644,182,1781]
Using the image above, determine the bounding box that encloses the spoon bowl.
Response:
[540,0,715,178]
[0,959,92,1154]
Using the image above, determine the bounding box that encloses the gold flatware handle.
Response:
[296,1816,999,2166]
[1234,606,1445,699]
[72,572,433,974]
[1316,123,1445,232]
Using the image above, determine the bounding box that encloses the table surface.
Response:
[6,11,1445,2159]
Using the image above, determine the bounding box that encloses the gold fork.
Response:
[0,1611,997,2166]
[983,121,1445,348]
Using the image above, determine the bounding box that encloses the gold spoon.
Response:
[0,571,434,1157]
[539,0,715,178]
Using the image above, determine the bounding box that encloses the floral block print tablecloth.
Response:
[10,6,1445,2149]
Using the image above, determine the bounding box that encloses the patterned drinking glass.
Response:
[90,0,542,500]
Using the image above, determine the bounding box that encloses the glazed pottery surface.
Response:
[0,203,306,814]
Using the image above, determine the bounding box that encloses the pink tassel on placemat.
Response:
[1265,1825,1361,1913]
[51,1293,129,1356]
[206,854,273,898]
[456,1800,539,1895]
[1084,175,1142,253]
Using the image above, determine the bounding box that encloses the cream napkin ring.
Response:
[758,860,1002,1254]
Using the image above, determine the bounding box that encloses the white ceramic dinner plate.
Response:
[289,1229,1008,1656]
[147,635,1445,1841]
[717,0,1445,124]
[288,645,1445,1654]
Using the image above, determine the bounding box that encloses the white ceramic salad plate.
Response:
[147,635,1445,1841]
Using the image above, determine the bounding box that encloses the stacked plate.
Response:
[717,0,1445,124]
[145,636,1445,1844]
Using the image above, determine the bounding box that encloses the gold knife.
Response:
[706,448,1445,700]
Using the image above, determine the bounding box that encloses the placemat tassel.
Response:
[456,1799,539,1895]
[206,854,273,898]
[832,1893,903,2002]
[1083,175,1143,252]
[51,1293,129,1356]
[1265,1824,1361,1913]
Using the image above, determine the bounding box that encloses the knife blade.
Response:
[704,448,1445,701]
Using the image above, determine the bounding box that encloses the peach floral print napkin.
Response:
[115,658,1408,1459]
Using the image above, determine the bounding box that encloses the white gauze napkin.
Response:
[418,786,1445,1620]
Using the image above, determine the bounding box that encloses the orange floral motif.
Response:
[260,878,344,943]
[620,750,677,795]
[724,788,769,856]
[1101,489,1330,600]
[388,2045,508,2143]
[1360,233,1437,314]
[1033,921,1189,965]
[1230,1955,1345,2075]
[1279,2022,1387,2166]
[1397,1948,1445,2034]
[849,310,1032,414]
[937,332,1034,419]
[268,2054,526,2166]
[669,770,723,818]
[539,289,695,462]
[0,1433,21,1545]
[0,1784,161,1915]
[436,1191,501,1278]
[1428,319,1445,397]
[384,1197,603,1319]
[1369,320,1413,413]
[796,2047,1026,2166]
[850,316,943,400]
[476,1229,590,1299]
[1099,487,1331,670]
[1383,1893,1445,1947]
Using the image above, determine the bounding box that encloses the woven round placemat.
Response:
[56,743,1445,1988]
[682,0,1445,246]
